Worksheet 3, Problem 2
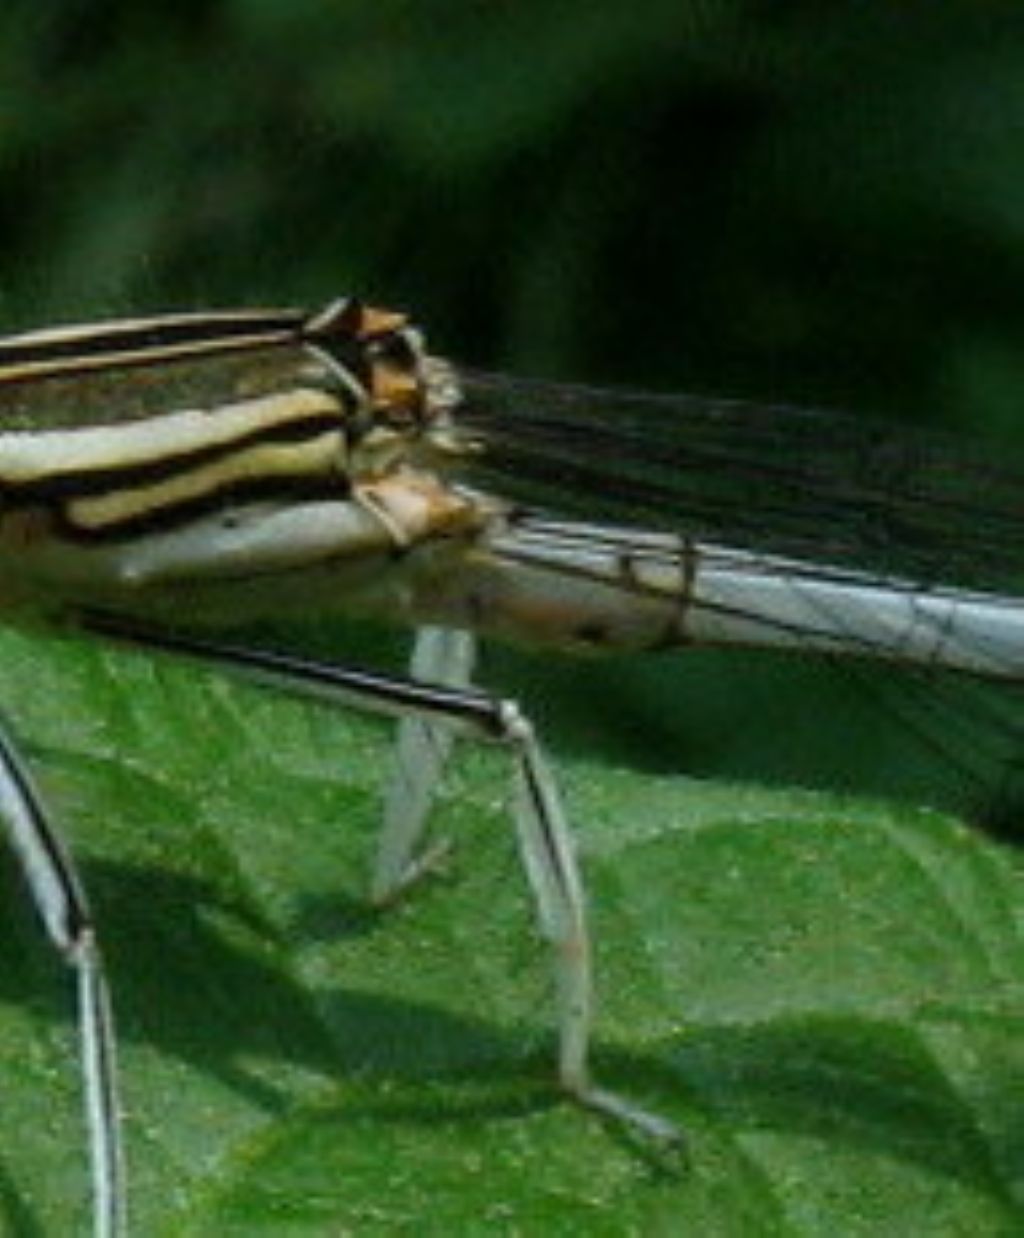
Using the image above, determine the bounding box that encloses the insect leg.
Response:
[81,614,680,1144]
[373,626,477,905]
[0,720,124,1237]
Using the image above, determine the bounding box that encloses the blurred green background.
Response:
[1,1,1023,821]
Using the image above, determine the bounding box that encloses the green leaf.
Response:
[0,627,1019,1234]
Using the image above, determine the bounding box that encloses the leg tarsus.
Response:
[369,836,454,908]
[571,1082,684,1148]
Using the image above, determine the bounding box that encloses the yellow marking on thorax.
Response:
[0,388,343,482]
[66,430,348,532]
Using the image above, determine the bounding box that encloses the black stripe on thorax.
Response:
[0,310,308,385]
[52,473,353,545]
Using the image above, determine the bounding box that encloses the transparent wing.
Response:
[457,369,1024,592]
[455,368,1024,840]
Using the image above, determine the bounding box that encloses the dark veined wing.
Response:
[455,369,1024,594]
[454,367,1024,841]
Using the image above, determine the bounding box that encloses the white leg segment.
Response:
[501,701,680,1140]
[0,722,124,1237]
[373,626,477,904]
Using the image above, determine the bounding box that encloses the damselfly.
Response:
[0,298,1020,1234]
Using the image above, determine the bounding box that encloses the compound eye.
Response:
[365,327,427,424]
